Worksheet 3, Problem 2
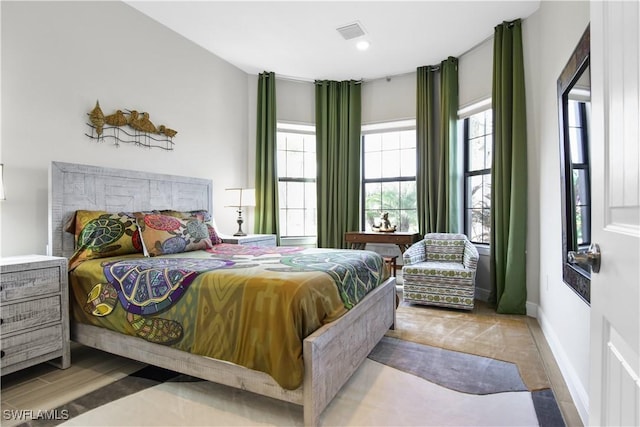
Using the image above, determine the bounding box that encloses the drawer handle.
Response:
[1,350,4,358]
[0,318,3,325]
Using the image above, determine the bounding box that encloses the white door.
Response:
[589,2,640,425]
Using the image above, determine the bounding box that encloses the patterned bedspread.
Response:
[69,244,387,389]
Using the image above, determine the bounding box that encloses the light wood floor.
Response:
[1,345,144,427]
[1,296,582,427]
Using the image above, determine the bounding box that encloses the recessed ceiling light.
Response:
[356,40,370,51]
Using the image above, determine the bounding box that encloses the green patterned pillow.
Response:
[68,210,143,270]
[135,213,213,257]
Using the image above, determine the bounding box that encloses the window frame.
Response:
[461,104,492,245]
[360,120,418,233]
[276,122,317,240]
[567,99,591,248]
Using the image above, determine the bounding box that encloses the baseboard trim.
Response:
[475,287,491,302]
[526,301,538,318]
[536,305,590,425]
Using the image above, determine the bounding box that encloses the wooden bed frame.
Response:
[48,161,396,426]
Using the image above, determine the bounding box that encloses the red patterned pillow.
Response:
[135,213,213,256]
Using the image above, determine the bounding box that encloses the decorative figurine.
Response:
[372,212,397,232]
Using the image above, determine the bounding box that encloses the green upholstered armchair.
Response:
[402,233,479,310]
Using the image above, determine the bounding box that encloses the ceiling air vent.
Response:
[336,22,366,40]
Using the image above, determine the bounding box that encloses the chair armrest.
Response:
[403,240,426,265]
[463,239,479,270]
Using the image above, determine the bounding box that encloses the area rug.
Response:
[389,299,552,391]
[369,336,528,394]
[19,336,563,427]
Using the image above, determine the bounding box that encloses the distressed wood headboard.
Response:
[49,162,213,259]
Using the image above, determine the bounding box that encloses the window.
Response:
[463,109,492,244]
[277,123,317,237]
[567,99,591,246]
[362,121,418,233]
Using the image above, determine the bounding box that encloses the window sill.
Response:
[473,243,490,256]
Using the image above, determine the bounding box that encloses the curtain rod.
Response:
[275,74,315,84]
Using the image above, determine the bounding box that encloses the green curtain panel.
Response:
[440,57,460,233]
[490,20,528,314]
[315,80,362,249]
[416,57,459,235]
[254,71,280,242]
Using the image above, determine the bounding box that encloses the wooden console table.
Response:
[345,231,421,254]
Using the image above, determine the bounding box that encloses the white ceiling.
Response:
[126,1,540,81]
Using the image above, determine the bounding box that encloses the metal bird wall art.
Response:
[85,101,178,151]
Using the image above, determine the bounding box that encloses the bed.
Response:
[48,161,396,426]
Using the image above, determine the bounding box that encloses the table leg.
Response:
[398,244,410,254]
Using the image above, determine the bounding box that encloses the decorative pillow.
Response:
[160,209,223,245]
[68,211,143,270]
[135,213,213,256]
[424,237,466,262]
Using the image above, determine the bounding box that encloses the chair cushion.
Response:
[424,236,466,262]
[403,261,475,280]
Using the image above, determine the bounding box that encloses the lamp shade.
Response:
[225,188,255,208]
[242,188,255,207]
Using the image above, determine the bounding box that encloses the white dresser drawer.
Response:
[0,267,62,303]
[1,295,62,335]
[1,325,63,369]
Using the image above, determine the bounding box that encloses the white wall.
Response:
[0,1,249,256]
[523,1,591,423]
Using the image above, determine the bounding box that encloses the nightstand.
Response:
[222,234,277,247]
[0,255,70,375]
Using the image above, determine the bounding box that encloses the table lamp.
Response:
[225,188,255,236]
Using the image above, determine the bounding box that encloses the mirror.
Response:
[558,25,591,303]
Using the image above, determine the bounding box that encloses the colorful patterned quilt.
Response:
[69,244,387,390]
